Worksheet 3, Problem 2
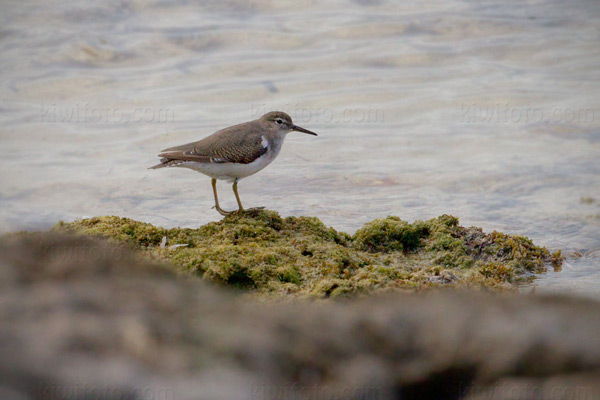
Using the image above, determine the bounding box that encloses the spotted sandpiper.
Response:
[150,111,318,216]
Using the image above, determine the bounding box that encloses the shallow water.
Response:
[1,0,598,297]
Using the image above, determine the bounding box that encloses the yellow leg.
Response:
[232,180,244,212]
[211,178,233,216]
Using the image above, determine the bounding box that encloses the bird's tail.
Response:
[148,157,171,169]
[149,158,187,169]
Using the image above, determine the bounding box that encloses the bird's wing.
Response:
[157,122,268,165]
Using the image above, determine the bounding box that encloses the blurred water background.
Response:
[0,0,598,297]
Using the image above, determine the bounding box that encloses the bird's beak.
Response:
[290,124,318,136]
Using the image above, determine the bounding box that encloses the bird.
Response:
[150,111,318,216]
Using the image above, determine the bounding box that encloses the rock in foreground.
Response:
[53,210,562,297]
[0,233,597,400]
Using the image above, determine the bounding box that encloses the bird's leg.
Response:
[211,178,234,216]
[233,180,265,213]
[232,180,244,212]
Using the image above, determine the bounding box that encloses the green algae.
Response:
[52,210,562,299]
[353,216,429,253]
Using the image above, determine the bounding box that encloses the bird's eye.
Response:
[276,119,283,124]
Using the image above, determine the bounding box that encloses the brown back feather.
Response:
[154,120,272,167]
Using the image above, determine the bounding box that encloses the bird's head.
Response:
[260,111,318,136]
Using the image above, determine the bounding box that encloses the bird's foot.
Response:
[212,205,235,216]
[213,205,265,217]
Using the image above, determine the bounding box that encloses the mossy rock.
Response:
[353,216,429,253]
[52,210,562,299]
